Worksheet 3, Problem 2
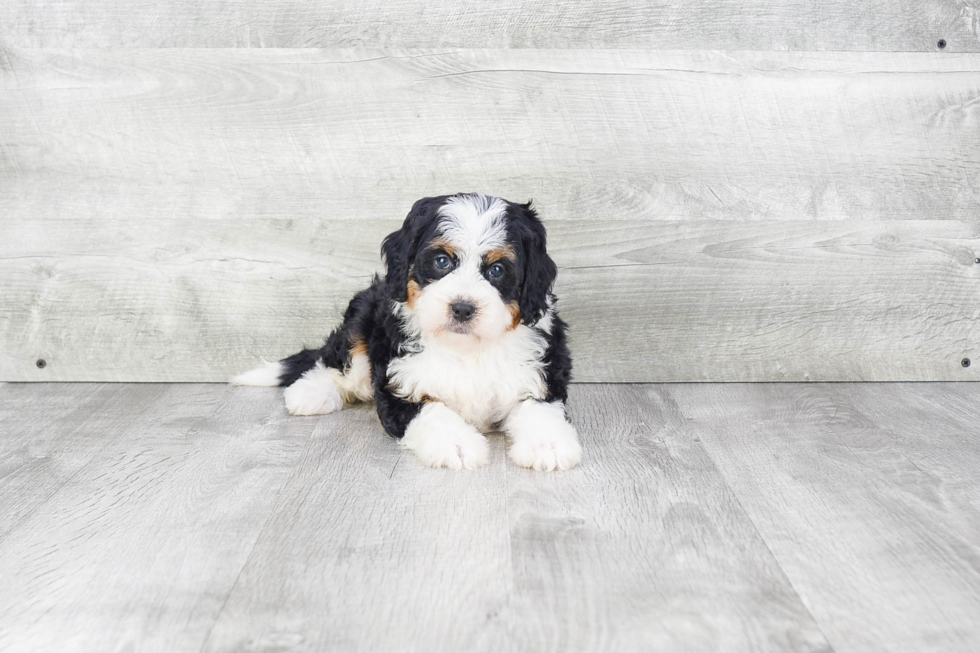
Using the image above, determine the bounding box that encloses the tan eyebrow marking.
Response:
[428,239,458,258]
[485,246,516,265]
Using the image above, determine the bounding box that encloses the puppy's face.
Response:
[383,194,557,346]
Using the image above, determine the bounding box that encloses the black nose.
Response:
[450,300,477,322]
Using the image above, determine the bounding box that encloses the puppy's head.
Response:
[382,193,557,346]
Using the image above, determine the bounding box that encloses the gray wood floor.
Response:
[0,383,978,653]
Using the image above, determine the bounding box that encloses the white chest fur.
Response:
[386,325,549,431]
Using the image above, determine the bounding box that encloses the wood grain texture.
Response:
[3,48,980,382]
[201,401,515,653]
[2,382,978,652]
[2,0,979,50]
[669,383,980,653]
[0,384,314,652]
[2,49,980,225]
[2,217,977,382]
[202,384,831,653]
[0,382,141,540]
[496,385,831,652]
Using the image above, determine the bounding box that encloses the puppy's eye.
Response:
[487,263,504,278]
[434,254,452,270]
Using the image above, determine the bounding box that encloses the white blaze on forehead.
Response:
[437,194,508,253]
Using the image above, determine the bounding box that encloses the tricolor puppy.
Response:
[233,193,581,471]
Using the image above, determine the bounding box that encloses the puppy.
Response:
[233,193,581,471]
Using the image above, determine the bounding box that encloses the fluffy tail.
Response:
[230,359,283,386]
[230,347,324,387]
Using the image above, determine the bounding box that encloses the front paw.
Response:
[505,401,582,472]
[508,429,582,471]
[402,403,490,470]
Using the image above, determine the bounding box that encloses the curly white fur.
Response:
[387,320,549,432]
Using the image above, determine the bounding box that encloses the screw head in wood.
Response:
[963,358,972,368]
[36,359,47,369]
[938,39,947,49]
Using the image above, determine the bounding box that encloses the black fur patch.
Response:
[381,196,448,302]
[505,201,558,326]
[538,300,572,403]
[273,275,423,438]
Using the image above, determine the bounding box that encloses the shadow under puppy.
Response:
[233,193,581,471]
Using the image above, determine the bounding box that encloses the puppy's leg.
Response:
[401,402,490,470]
[283,361,345,416]
[375,388,488,470]
[504,399,581,472]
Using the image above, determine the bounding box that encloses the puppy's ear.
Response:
[516,202,557,325]
[382,196,444,302]
[381,226,410,302]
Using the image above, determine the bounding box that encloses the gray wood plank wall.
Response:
[3,1,978,50]
[2,13,979,382]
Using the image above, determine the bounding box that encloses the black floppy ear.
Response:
[516,202,557,326]
[381,196,445,302]
[381,225,411,302]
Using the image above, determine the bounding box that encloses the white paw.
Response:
[283,363,345,416]
[508,432,581,471]
[505,400,582,472]
[402,403,490,470]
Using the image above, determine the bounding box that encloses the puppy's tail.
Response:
[230,347,324,387]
